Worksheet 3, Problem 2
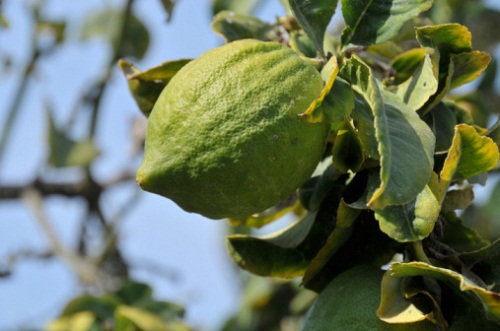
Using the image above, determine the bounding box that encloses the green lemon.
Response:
[137,39,329,219]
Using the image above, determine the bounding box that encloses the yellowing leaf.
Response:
[451,51,492,89]
[441,124,499,183]
[47,311,96,331]
[115,305,170,331]
[340,56,435,209]
[390,262,500,323]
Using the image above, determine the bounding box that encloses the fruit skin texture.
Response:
[137,39,329,219]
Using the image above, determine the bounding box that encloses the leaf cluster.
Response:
[119,0,500,330]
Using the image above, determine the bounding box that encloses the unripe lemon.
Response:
[136,39,329,219]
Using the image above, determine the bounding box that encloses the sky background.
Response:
[0,0,288,330]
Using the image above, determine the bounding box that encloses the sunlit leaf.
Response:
[440,124,499,183]
[118,58,191,117]
[82,10,150,59]
[340,0,433,47]
[288,0,338,56]
[377,271,440,325]
[416,24,472,66]
[47,311,96,331]
[415,24,473,114]
[211,11,276,42]
[394,52,438,111]
[340,56,435,209]
[450,51,491,89]
[390,48,427,85]
[115,306,170,331]
[375,183,439,242]
[300,56,341,123]
[390,262,500,323]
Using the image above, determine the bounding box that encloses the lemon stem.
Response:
[412,241,432,265]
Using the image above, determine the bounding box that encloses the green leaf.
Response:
[159,0,176,22]
[416,24,472,67]
[289,31,317,57]
[390,48,427,85]
[415,24,473,114]
[440,124,499,183]
[459,239,500,284]
[47,111,100,168]
[374,183,440,242]
[37,20,66,44]
[390,262,500,324]
[288,0,338,56]
[422,103,457,153]
[212,0,262,15]
[115,306,170,331]
[377,271,442,326]
[0,15,8,28]
[115,281,153,305]
[440,211,489,253]
[300,56,340,123]
[302,201,360,285]
[393,52,438,111]
[303,210,397,292]
[118,59,191,117]
[302,265,436,330]
[61,295,120,320]
[226,212,317,278]
[299,166,343,212]
[340,0,433,47]
[81,10,150,60]
[351,94,380,159]
[442,186,474,212]
[332,118,364,173]
[450,51,491,89]
[301,57,355,125]
[211,11,276,42]
[47,311,96,331]
[340,56,435,209]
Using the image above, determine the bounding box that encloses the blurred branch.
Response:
[88,0,136,138]
[0,249,53,278]
[21,190,108,288]
[0,171,135,200]
[0,35,40,171]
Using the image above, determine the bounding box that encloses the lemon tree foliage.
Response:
[118,0,500,329]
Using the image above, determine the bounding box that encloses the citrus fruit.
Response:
[136,39,329,219]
